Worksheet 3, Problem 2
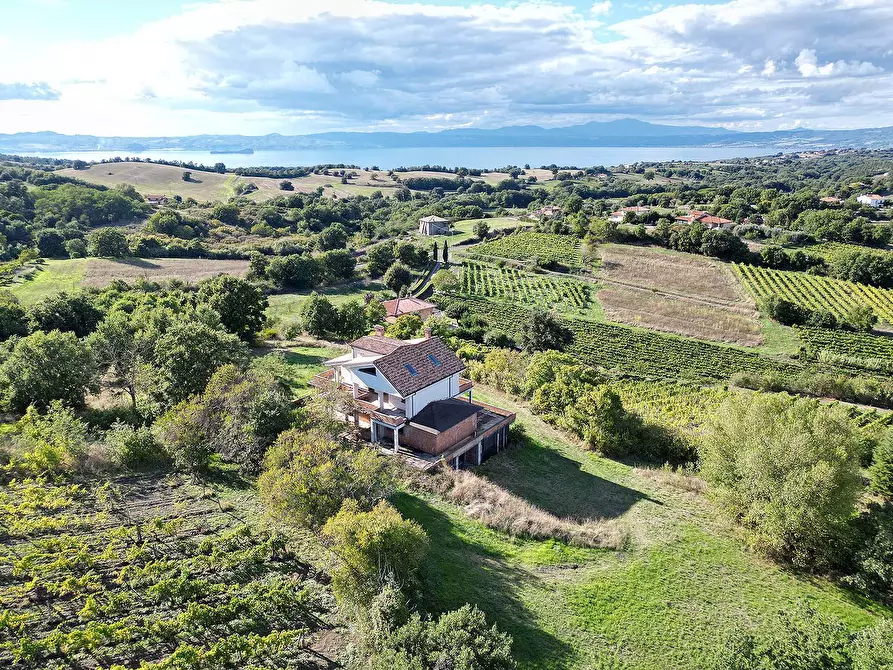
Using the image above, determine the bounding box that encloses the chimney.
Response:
[424,327,432,340]
[374,325,385,336]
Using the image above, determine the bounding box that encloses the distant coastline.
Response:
[209,148,254,155]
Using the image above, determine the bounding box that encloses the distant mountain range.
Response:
[2,119,893,153]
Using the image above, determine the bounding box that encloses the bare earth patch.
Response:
[598,244,751,305]
[79,258,249,287]
[599,286,764,346]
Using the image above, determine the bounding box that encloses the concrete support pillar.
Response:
[394,428,400,453]
[377,391,385,409]
[371,421,378,443]
[467,389,473,403]
[476,441,482,465]
[353,411,359,428]
[453,456,460,470]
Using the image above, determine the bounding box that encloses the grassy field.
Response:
[265,281,385,323]
[398,387,888,669]
[58,164,557,204]
[268,341,346,395]
[424,216,532,247]
[9,258,248,304]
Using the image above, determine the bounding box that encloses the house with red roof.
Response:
[674,210,735,229]
[310,327,514,469]
[381,297,437,323]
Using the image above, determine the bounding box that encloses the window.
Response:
[427,354,441,367]
[404,363,418,376]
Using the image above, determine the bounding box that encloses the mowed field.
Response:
[9,258,249,304]
[597,245,764,346]
[58,163,556,203]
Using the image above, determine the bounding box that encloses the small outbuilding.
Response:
[419,215,451,235]
[382,297,437,323]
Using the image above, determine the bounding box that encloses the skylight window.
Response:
[404,363,419,377]
[427,354,441,367]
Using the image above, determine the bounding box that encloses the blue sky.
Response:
[1,0,891,136]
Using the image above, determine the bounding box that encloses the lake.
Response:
[28,146,784,170]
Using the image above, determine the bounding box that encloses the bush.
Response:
[154,399,213,474]
[700,394,863,567]
[385,314,423,340]
[65,238,87,258]
[517,307,572,352]
[357,598,516,670]
[299,292,338,338]
[105,421,167,469]
[29,291,103,336]
[852,619,893,670]
[197,274,267,341]
[322,499,428,609]
[11,402,93,475]
[259,429,393,530]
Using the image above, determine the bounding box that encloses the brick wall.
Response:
[403,414,477,455]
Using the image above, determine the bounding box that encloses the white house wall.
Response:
[405,373,460,418]
[341,366,400,396]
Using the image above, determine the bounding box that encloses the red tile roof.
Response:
[351,335,407,355]
[675,210,734,226]
[382,297,436,319]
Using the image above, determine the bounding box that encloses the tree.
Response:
[365,299,387,330]
[158,363,294,474]
[87,310,143,415]
[151,319,246,405]
[0,291,29,340]
[35,229,66,257]
[259,430,393,530]
[518,308,572,352]
[321,248,357,282]
[154,399,213,475]
[431,269,459,293]
[197,274,268,341]
[384,262,413,294]
[870,430,893,497]
[699,228,748,260]
[279,180,294,191]
[0,330,97,411]
[385,314,423,340]
[336,300,368,340]
[182,171,192,182]
[431,241,438,263]
[88,228,129,258]
[65,238,87,258]
[442,240,449,266]
[323,499,428,608]
[700,394,863,567]
[299,292,338,338]
[474,220,490,240]
[317,223,349,251]
[266,254,321,290]
[367,242,396,277]
[28,291,103,337]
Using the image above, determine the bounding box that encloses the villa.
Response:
[310,327,514,469]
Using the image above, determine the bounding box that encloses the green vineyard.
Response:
[440,295,803,382]
[734,263,893,322]
[461,261,590,310]
[0,476,328,669]
[468,232,582,267]
[795,326,893,373]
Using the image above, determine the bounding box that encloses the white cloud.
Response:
[0,0,892,134]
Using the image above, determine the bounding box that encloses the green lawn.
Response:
[8,259,86,304]
[265,341,346,395]
[397,386,888,670]
[265,281,386,322]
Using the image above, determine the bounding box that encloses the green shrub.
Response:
[106,421,167,469]
[700,394,863,567]
[852,619,893,670]
[322,499,428,609]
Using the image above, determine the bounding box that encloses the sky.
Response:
[0,0,891,137]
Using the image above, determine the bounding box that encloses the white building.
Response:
[857,194,886,208]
